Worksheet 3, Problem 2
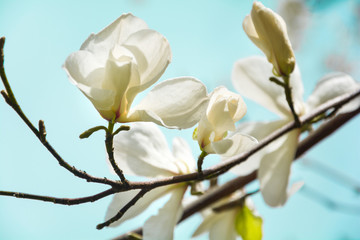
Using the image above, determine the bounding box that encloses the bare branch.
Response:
[0,188,115,205]
[96,189,149,230]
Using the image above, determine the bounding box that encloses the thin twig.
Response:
[96,189,149,230]
[106,120,128,184]
[0,188,115,205]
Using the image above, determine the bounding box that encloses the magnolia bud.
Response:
[243,1,295,77]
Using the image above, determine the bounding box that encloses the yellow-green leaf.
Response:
[235,205,263,240]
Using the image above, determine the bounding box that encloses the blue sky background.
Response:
[1,0,360,239]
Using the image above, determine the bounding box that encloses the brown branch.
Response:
[0,188,115,205]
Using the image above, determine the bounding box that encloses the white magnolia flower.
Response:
[196,86,257,156]
[231,56,360,206]
[243,1,295,76]
[64,13,208,129]
[105,122,196,240]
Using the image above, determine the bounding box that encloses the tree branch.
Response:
[0,188,115,205]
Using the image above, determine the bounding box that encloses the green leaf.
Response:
[235,205,263,240]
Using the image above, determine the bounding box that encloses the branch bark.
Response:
[0,188,115,205]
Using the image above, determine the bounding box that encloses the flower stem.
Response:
[105,120,128,185]
[282,75,301,127]
[197,151,208,174]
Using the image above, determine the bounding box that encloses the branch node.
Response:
[0,37,5,69]
[1,90,11,105]
[38,120,47,142]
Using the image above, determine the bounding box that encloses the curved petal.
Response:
[192,211,221,237]
[128,77,209,129]
[211,132,258,157]
[307,72,360,113]
[243,15,271,63]
[80,13,148,63]
[113,122,180,177]
[105,185,172,227]
[229,120,288,176]
[103,59,140,120]
[172,138,196,174]
[123,29,172,91]
[232,56,304,118]
[63,50,105,87]
[143,186,186,240]
[258,129,300,207]
[207,86,247,135]
[209,211,237,240]
[192,210,236,240]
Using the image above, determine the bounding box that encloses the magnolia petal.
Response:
[192,210,237,240]
[209,211,237,240]
[102,59,140,120]
[192,211,222,237]
[128,77,209,129]
[113,122,180,177]
[258,129,300,207]
[232,56,304,118]
[123,29,172,91]
[307,72,360,113]
[228,120,287,176]
[105,186,172,227]
[63,50,105,87]
[243,14,271,62]
[211,132,258,157]
[207,86,247,135]
[77,83,116,120]
[143,187,186,240]
[172,137,196,174]
[80,13,148,63]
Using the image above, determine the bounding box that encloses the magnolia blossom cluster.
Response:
[63,1,360,240]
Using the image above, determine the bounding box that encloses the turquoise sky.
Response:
[1,0,360,239]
